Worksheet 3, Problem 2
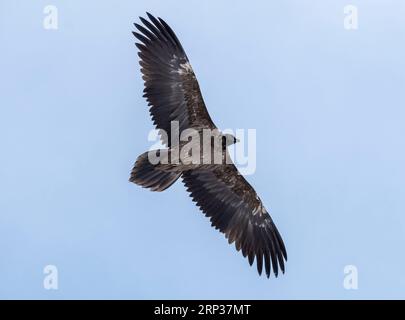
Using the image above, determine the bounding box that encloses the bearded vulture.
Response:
[130,13,287,278]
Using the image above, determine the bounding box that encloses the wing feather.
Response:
[182,164,287,278]
[133,13,216,147]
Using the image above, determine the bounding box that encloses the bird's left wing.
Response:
[182,163,287,278]
[133,13,216,147]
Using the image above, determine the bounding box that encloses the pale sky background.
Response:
[1,0,405,299]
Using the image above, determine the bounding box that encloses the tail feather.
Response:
[129,151,181,191]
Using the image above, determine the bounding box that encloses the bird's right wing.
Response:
[133,13,217,147]
[182,163,287,278]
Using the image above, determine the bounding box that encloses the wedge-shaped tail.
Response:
[129,151,181,191]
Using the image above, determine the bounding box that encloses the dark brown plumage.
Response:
[130,12,287,278]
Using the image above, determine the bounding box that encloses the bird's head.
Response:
[221,133,239,148]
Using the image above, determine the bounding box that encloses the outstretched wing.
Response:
[182,163,287,278]
[133,13,216,147]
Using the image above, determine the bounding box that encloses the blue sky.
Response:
[1,0,405,299]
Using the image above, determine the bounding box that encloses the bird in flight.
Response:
[130,13,287,278]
